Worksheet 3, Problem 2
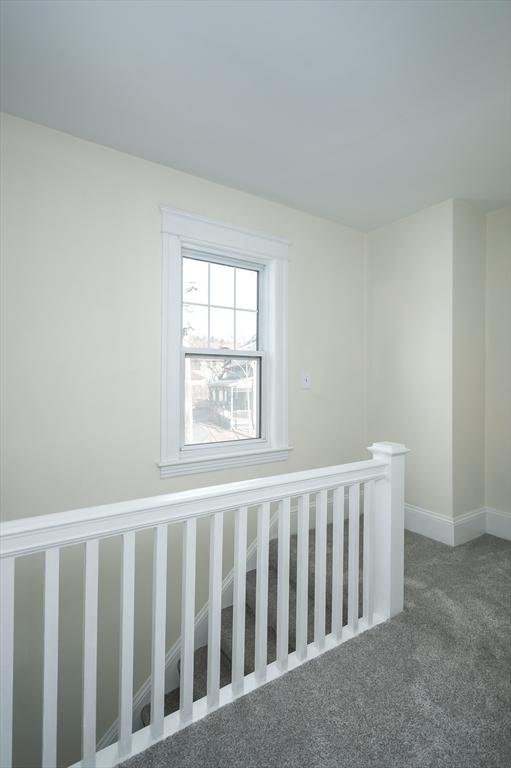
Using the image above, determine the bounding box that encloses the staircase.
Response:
[141,519,362,726]
[0,443,407,768]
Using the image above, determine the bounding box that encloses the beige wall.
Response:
[366,200,510,520]
[485,207,511,514]
[452,201,486,516]
[0,114,366,767]
[0,114,366,521]
[365,201,454,517]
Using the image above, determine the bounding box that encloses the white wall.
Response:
[452,201,486,516]
[485,206,511,515]
[0,113,366,767]
[365,201,454,517]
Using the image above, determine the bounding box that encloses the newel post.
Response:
[368,442,409,620]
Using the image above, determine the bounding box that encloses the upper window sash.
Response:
[181,251,262,354]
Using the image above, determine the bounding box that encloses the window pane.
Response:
[209,307,234,349]
[236,310,257,350]
[183,257,208,305]
[236,268,258,310]
[182,303,208,347]
[210,263,234,307]
[184,356,260,444]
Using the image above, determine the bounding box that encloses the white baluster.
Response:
[277,498,290,671]
[314,489,327,649]
[207,512,223,710]
[331,486,344,641]
[0,557,15,768]
[231,506,247,697]
[180,518,196,725]
[118,531,135,757]
[151,526,167,739]
[348,484,360,633]
[363,480,375,627]
[295,494,309,661]
[42,548,60,768]
[83,540,99,767]
[254,501,270,684]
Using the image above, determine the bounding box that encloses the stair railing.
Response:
[0,442,408,768]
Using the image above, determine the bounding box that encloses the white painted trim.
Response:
[405,504,454,546]
[485,507,511,540]
[159,447,291,478]
[405,504,511,546]
[160,207,289,478]
[160,208,290,259]
[453,508,487,546]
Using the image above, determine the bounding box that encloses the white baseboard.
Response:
[405,504,511,547]
[405,504,455,545]
[452,508,487,546]
[486,507,511,540]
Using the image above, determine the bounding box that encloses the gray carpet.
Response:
[124,532,511,768]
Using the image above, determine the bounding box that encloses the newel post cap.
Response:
[368,441,410,457]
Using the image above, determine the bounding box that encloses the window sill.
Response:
[159,446,292,478]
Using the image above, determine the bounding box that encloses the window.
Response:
[160,208,289,477]
[182,256,261,445]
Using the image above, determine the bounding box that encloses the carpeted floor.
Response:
[121,532,511,768]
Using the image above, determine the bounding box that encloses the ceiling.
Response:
[1,0,510,231]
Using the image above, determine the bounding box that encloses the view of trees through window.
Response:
[182,256,261,445]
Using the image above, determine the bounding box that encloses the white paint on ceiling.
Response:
[1,0,510,230]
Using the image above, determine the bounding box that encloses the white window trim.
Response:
[159,207,290,478]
